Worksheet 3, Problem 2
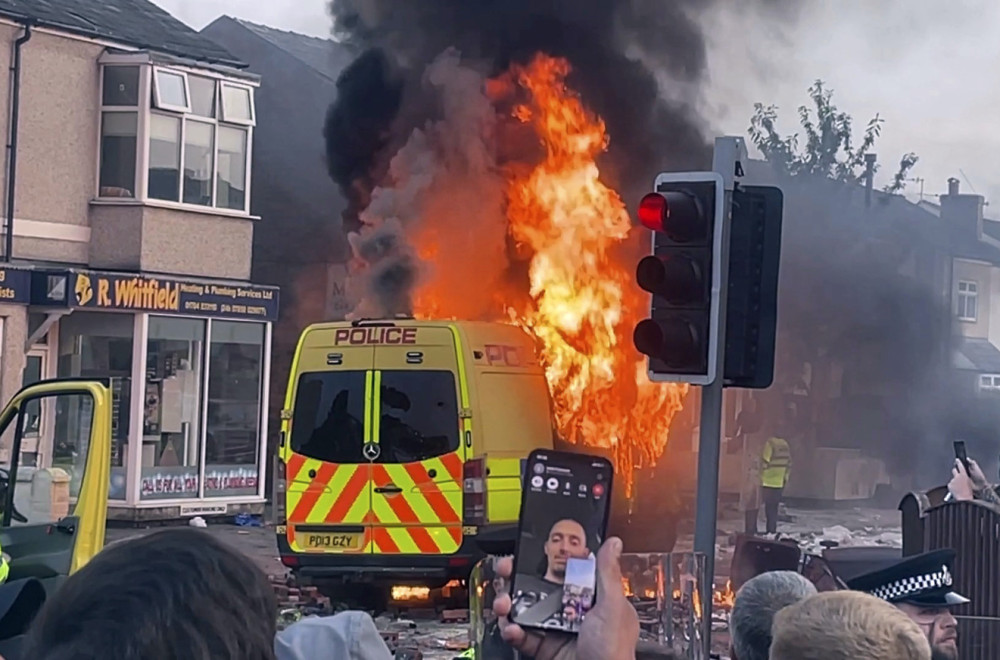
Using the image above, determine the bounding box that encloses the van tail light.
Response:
[281,555,300,568]
[463,458,486,526]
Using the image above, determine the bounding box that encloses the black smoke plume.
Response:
[323,0,794,232]
[321,0,796,317]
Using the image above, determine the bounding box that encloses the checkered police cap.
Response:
[869,564,953,602]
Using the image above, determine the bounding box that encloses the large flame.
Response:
[414,54,688,490]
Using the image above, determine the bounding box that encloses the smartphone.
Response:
[508,449,614,634]
[954,440,970,471]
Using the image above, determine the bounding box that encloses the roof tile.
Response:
[0,0,241,65]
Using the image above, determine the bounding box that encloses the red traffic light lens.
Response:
[637,190,705,243]
[638,193,667,232]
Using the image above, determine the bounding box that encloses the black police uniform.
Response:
[845,548,969,607]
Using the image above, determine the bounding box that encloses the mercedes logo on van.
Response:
[363,443,380,461]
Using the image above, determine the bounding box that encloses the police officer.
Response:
[847,549,965,660]
[760,423,792,535]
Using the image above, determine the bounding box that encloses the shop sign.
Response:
[0,266,32,304]
[70,270,279,322]
[139,465,260,500]
[141,467,199,499]
[180,503,228,517]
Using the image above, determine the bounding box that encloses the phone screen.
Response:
[509,450,613,634]
[954,441,969,468]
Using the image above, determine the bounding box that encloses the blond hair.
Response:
[769,591,931,660]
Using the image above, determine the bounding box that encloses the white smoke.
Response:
[346,48,510,320]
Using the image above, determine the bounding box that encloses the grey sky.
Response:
[155,0,1000,209]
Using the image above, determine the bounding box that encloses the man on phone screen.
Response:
[512,519,590,626]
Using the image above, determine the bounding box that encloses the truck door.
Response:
[371,326,465,555]
[0,380,112,591]
[282,343,376,555]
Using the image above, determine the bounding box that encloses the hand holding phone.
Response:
[508,449,614,635]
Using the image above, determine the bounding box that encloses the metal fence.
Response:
[900,492,1000,660]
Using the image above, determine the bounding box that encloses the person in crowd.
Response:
[847,548,964,660]
[734,397,764,535]
[494,536,639,660]
[770,590,932,660]
[948,457,1000,512]
[759,421,792,535]
[274,612,391,660]
[728,570,816,660]
[22,528,278,660]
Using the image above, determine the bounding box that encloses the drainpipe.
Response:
[5,23,32,263]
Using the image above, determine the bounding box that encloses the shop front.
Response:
[37,268,279,520]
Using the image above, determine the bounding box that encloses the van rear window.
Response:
[378,370,460,463]
[290,371,366,464]
[290,370,461,465]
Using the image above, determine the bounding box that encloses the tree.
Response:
[748,80,918,194]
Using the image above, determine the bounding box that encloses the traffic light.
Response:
[723,185,784,389]
[633,172,725,385]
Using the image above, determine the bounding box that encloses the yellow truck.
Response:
[0,379,112,593]
[275,319,557,586]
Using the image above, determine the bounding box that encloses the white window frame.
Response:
[979,374,1000,392]
[219,81,256,126]
[151,67,191,114]
[95,54,257,216]
[957,280,978,322]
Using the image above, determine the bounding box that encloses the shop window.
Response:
[141,317,205,501]
[57,312,134,500]
[290,371,367,464]
[205,321,264,497]
[377,371,459,463]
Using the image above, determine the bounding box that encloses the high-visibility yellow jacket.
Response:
[761,436,791,489]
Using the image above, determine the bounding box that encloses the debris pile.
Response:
[788,525,903,556]
[270,573,334,629]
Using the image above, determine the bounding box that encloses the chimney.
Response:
[940,177,984,241]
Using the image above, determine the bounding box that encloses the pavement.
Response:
[103,502,905,659]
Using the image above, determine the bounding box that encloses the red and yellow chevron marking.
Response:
[285,453,372,553]
[369,451,464,555]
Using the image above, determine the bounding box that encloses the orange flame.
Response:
[413,54,688,490]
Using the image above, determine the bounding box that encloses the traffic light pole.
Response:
[693,136,745,654]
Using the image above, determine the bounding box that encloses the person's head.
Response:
[770,591,931,660]
[542,518,587,582]
[728,570,817,660]
[274,612,391,660]
[23,528,277,660]
[845,548,966,660]
[895,603,958,660]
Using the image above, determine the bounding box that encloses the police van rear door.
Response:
[283,325,376,555]
[369,323,465,556]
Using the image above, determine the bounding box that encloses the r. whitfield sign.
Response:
[71,271,279,321]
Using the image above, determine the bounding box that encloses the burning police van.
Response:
[275,318,557,586]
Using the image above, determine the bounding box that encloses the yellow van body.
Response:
[276,319,556,581]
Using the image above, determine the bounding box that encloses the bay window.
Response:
[97,57,256,214]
